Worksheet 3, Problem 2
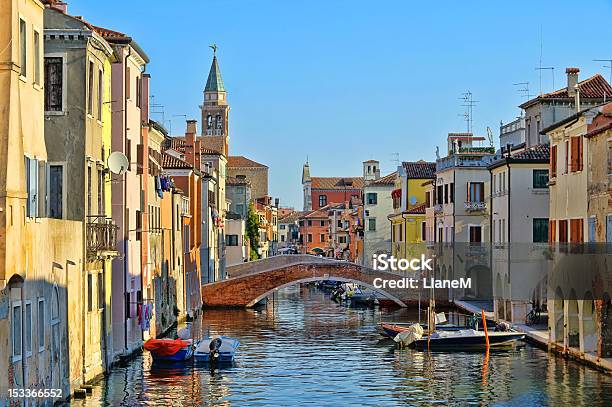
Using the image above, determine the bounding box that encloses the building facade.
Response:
[301,161,364,211]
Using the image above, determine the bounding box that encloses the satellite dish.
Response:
[108,151,129,175]
[410,196,417,206]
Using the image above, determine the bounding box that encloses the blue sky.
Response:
[69,0,612,209]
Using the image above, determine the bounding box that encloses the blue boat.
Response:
[194,336,240,363]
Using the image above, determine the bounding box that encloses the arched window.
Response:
[206,114,213,129]
[216,114,222,129]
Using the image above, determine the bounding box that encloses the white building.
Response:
[489,144,550,323]
[225,214,247,266]
[362,163,396,266]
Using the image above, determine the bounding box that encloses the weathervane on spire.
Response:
[209,44,218,55]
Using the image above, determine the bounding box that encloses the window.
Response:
[279,224,286,230]
[467,182,484,203]
[136,76,142,108]
[44,57,63,111]
[588,217,596,243]
[98,272,105,309]
[449,183,454,203]
[19,19,26,77]
[551,145,557,178]
[319,195,327,207]
[337,219,342,228]
[338,236,347,244]
[235,204,244,215]
[366,193,377,205]
[469,225,482,243]
[368,218,376,231]
[25,156,39,218]
[307,220,312,227]
[126,67,131,99]
[97,69,103,119]
[320,234,325,242]
[533,169,549,189]
[569,218,584,243]
[87,166,92,216]
[425,191,430,207]
[226,235,239,246]
[533,218,549,243]
[281,235,286,242]
[34,30,40,85]
[570,136,583,172]
[307,233,313,243]
[87,60,94,115]
[320,220,325,227]
[558,220,568,243]
[37,299,45,351]
[25,301,32,356]
[436,185,443,204]
[607,215,612,243]
[421,222,426,241]
[564,140,569,174]
[12,303,22,360]
[49,164,63,219]
[87,274,93,312]
[444,184,448,204]
[98,168,104,215]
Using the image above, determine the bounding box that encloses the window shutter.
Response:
[578,136,583,171]
[136,144,143,175]
[38,160,46,217]
[551,145,557,177]
[29,158,38,218]
[478,183,484,203]
[466,182,470,202]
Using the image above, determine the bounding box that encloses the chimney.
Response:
[185,120,197,168]
[566,67,579,97]
[49,1,68,13]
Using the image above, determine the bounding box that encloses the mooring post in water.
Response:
[482,309,490,350]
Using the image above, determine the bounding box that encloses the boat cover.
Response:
[144,339,191,356]
[195,337,240,354]
[393,323,424,346]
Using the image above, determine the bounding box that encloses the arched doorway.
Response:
[553,286,564,344]
[582,291,596,353]
[568,289,580,349]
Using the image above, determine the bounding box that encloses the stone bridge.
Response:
[201,255,447,308]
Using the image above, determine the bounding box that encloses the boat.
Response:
[379,322,474,338]
[410,329,525,350]
[144,338,194,363]
[194,336,240,363]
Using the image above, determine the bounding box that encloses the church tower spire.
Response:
[201,44,229,156]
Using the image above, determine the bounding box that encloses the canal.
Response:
[71,285,612,406]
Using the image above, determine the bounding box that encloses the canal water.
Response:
[71,285,612,406]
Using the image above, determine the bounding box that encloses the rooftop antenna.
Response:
[391,152,400,168]
[593,58,612,85]
[513,82,534,101]
[172,114,188,135]
[459,91,478,134]
[535,67,555,93]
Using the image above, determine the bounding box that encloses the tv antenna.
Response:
[593,58,612,85]
[513,82,534,100]
[459,91,478,134]
[535,67,555,94]
[391,152,400,168]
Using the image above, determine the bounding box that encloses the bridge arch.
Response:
[201,255,436,308]
[246,276,408,308]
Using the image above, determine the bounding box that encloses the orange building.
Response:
[299,207,330,255]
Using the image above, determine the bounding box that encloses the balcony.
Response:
[86,216,119,260]
[433,204,443,213]
[464,201,487,212]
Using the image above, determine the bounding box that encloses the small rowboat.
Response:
[194,336,240,363]
[144,338,194,363]
[379,322,473,338]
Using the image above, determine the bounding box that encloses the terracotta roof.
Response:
[226,176,251,186]
[161,152,191,169]
[369,172,397,186]
[585,121,612,138]
[279,211,303,224]
[521,74,612,108]
[404,203,426,215]
[311,177,364,190]
[402,161,436,179]
[228,156,268,168]
[510,143,550,161]
[90,24,128,39]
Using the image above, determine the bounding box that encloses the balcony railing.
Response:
[464,201,487,212]
[433,204,443,213]
[86,216,119,259]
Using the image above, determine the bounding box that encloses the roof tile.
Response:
[401,161,436,179]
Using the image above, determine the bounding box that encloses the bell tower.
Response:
[201,44,229,155]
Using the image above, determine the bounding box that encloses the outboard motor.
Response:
[209,337,223,365]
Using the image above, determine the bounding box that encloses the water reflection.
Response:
[70,285,612,406]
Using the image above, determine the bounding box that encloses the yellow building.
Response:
[389,161,435,259]
[0,0,83,402]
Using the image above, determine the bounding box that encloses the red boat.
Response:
[144,339,194,363]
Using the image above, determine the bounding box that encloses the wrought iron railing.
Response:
[86,216,119,259]
[464,201,487,211]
